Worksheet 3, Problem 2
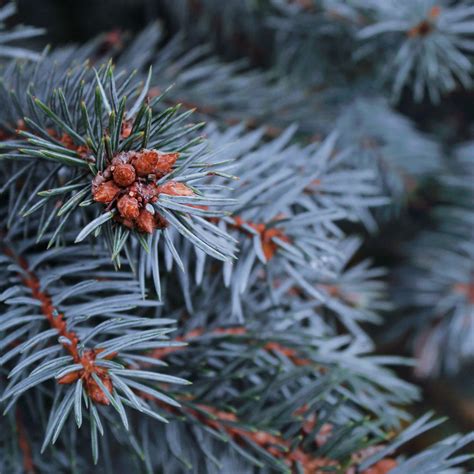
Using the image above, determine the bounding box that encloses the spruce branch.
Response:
[0,2,44,61]
[0,5,472,472]
[156,126,387,318]
[0,58,238,273]
[357,0,474,102]
[0,230,188,460]
[119,325,468,473]
[391,143,474,376]
[336,97,442,224]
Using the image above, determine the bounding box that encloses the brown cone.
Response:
[136,209,156,234]
[155,152,179,177]
[132,149,159,177]
[117,195,140,220]
[113,163,136,187]
[157,181,194,196]
[93,180,120,203]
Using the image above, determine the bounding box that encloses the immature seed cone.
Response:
[93,180,120,203]
[261,228,288,261]
[154,213,169,229]
[113,163,136,187]
[57,370,81,384]
[155,152,179,177]
[117,195,140,220]
[136,209,156,234]
[86,374,113,405]
[121,120,133,138]
[132,149,159,176]
[157,181,194,196]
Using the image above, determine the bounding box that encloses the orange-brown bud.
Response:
[155,152,179,177]
[86,375,113,405]
[57,370,81,384]
[60,133,75,149]
[132,149,159,176]
[113,163,136,187]
[93,180,120,203]
[155,212,169,229]
[117,195,140,220]
[262,227,289,261]
[135,209,156,234]
[121,120,133,139]
[157,181,193,197]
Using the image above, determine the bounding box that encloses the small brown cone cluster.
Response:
[92,149,193,233]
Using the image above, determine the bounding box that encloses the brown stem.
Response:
[16,409,35,474]
[2,242,113,405]
[149,326,313,367]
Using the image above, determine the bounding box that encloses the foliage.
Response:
[0,1,473,473]
[392,142,474,376]
[0,2,43,61]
